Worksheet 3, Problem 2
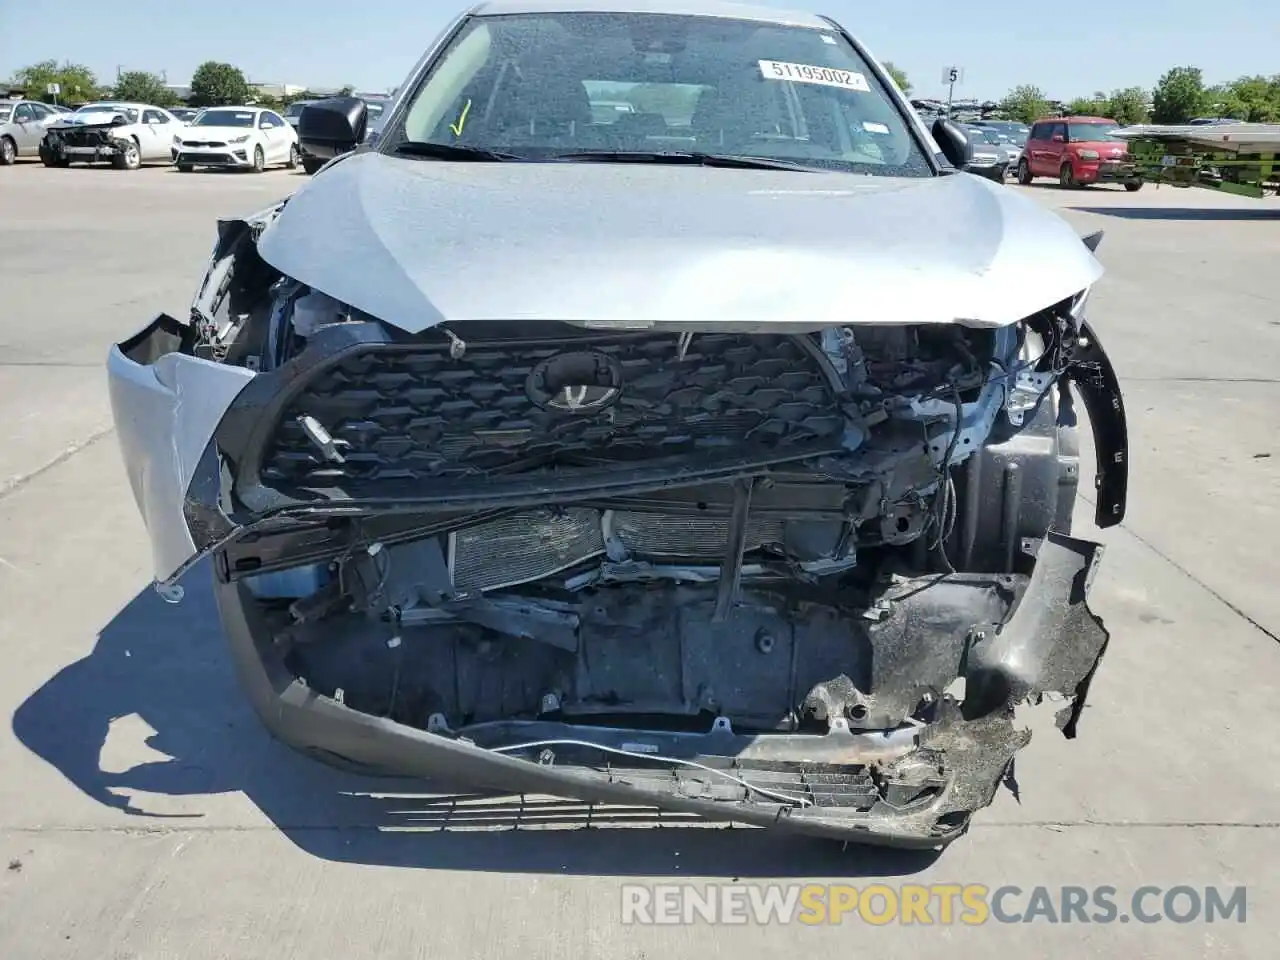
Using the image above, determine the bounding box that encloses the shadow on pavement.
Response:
[1073,206,1280,221]
[11,568,939,878]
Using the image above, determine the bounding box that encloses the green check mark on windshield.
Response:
[450,100,472,137]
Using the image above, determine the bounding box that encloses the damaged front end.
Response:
[108,210,1127,848]
[41,118,139,167]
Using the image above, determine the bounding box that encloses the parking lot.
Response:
[1,161,1278,959]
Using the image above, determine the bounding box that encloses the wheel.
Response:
[286,143,300,170]
[302,156,326,175]
[1016,158,1032,185]
[0,136,16,166]
[1124,181,1143,192]
[113,138,141,170]
[1059,162,1075,188]
[177,163,194,173]
[251,145,265,173]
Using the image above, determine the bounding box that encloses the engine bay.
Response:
[174,211,1127,842]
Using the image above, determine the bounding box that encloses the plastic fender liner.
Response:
[1072,227,1128,528]
[1067,319,1128,528]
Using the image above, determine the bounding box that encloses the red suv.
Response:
[1016,116,1142,191]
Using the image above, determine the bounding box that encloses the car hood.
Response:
[52,111,128,127]
[256,151,1102,333]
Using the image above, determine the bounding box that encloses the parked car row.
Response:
[914,108,1139,191]
[1,96,387,174]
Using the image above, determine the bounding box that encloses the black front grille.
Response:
[54,128,113,148]
[180,152,234,164]
[261,331,844,493]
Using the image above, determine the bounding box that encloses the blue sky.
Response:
[1,0,1271,101]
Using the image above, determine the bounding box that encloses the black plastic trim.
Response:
[1068,319,1128,527]
[214,321,852,518]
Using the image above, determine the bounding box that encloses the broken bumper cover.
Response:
[42,126,130,160]
[106,315,257,583]
[212,531,1111,848]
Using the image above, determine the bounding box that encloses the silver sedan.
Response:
[0,99,63,164]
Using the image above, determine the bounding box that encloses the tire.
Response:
[112,138,141,170]
[40,147,69,168]
[251,145,265,173]
[1059,162,1075,188]
[0,136,16,166]
[177,163,194,173]
[302,156,325,175]
[286,143,300,170]
[1016,158,1032,185]
[1124,181,1143,192]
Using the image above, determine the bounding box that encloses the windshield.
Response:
[284,101,312,117]
[193,110,256,128]
[1068,122,1120,141]
[389,11,930,176]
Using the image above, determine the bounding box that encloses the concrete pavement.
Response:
[0,164,1277,958]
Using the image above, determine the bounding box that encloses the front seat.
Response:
[610,111,669,148]
[491,72,598,147]
[691,84,779,153]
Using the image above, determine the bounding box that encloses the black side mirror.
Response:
[299,97,368,160]
[931,117,973,170]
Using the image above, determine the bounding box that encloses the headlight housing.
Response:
[1076,149,1100,160]
[172,135,182,146]
[229,134,250,144]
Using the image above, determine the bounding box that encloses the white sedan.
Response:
[42,102,184,168]
[172,106,300,172]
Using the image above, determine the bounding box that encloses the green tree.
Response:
[1151,66,1206,123]
[111,70,177,107]
[189,61,252,106]
[1105,86,1150,125]
[881,61,911,95]
[1066,92,1108,116]
[1207,75,1280,122]
[252,94,287,111]
[1000,84,1051,124]
[11,60,100,104]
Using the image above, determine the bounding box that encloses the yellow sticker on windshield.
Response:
[758,60,870,92]
[449,99,472,137]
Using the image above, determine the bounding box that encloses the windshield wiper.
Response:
[393,141,523,161]
[550,150,817,171]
